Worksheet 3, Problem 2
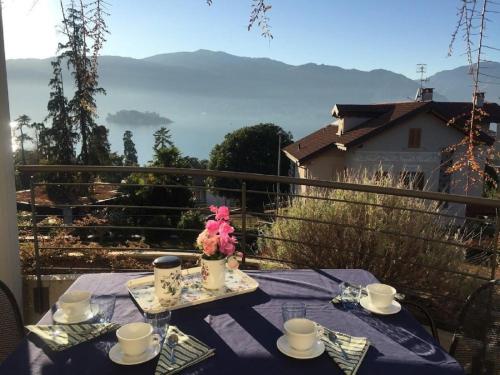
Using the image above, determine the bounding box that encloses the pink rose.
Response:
[203,235,219,256]
[196,229,209,248]
[209,205,218,214]
[216,206,230,221]
[205,220,219,235]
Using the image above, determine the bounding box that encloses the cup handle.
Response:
[315,324,325,340]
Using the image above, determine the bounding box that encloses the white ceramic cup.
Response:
[58,290,91,318]
[283,318,318,352]
[366,283,396,309]
[116,322,156,357]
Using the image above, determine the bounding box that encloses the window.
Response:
[408,128,422,148]
[399,171,425,190]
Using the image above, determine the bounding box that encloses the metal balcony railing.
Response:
[15,165,500,327]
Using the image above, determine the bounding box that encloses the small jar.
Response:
[153,256,182,303]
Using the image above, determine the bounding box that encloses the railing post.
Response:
[30,177,48,312]
[241,182,247,265]
[491,209,499,280]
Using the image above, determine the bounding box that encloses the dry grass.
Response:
[259,170,488,321]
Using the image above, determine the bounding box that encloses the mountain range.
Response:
[6,49,500,163]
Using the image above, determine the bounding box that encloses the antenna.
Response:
[416,64,429,89]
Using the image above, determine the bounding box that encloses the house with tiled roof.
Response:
[283,89,500,197]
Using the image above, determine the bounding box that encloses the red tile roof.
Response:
[283,101,500,162]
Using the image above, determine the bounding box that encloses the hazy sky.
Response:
[2,0,500,78]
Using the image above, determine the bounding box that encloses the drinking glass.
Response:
[282,302,306,323]
[339,282,361,309]
[92,295,116,323]
[144,310,172,342]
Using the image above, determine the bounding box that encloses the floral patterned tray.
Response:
[127,267,259,313]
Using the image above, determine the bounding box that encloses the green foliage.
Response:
[46,58,77,165]
[88,125,112,165]
[29,121,46,162]
[209,123,293,208]
[58,2,107,165]
[119,133,194,243]
[123,130,138,166]
[153,127,174,155]
[177,210,206,243]
[14,114,33,165]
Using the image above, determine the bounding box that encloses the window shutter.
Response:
[408,128,422,148]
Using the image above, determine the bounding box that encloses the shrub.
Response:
[176,210,206,244]
[72,214,109,241]
[259,170,482,314]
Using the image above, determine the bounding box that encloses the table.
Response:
[0,269,464,374]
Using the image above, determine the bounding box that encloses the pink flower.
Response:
[203,235,219,256]
[219,222,234,236]
[227,256,239,270]
[205,220,219,235]
[219,233,237,256]
[196,229,209,248]
[209,205,218,214]
[215,206,230,221]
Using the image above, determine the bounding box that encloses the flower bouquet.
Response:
[196,205,238,289]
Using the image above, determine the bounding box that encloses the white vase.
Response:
[201,257,226,290]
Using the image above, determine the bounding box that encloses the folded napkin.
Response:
[26,323,120,351]
[156,326,215,375]
[318,324,370,375]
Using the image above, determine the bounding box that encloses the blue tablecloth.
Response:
[0,269,464,374]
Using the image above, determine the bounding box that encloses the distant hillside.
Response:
[6,49,484,163]
[428,62,500,101]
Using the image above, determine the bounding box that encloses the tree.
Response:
[119,133,193,242]
[153,127,174,155]
[88,125,111,165]
[123,130,138,166]
[209,123,293,208]
[448,0,497,188]
[206,0,273,39]
[14,115,33,166]
[46,58,77,165]
[58,0,108,165]
[182,157,208,170]
[29,121,46,162]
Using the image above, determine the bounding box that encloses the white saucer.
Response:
[53,304,99,324]
[276,335,325,359]
[109,342,161,365]
[360,296,401,315]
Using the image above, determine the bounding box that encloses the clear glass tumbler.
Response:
[282,302,306,324]
[144,310,172,342]
[92,295,116,323]
[339,282,361,309]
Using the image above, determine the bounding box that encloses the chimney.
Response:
[473,92,485,108]
[415,87,433,102]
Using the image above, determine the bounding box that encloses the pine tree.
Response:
[14,114,33,165]
[29,121,46,162]
[153,127,174,155]
[46,59,77,165]
[123,130,138,165]
[88,125,111,165]
[58,0,107,165]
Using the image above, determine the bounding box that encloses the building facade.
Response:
[283,92,500,199]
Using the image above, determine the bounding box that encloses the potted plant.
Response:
[196,205,238,289]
